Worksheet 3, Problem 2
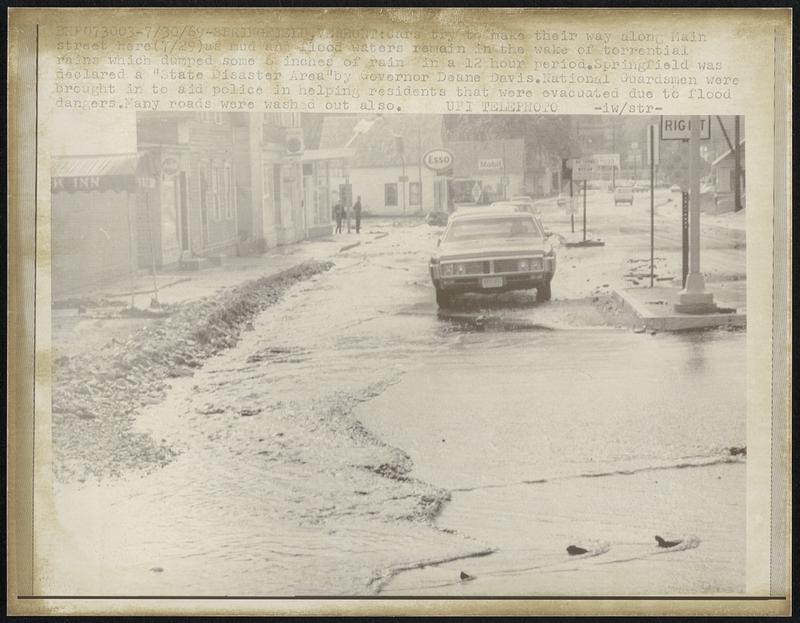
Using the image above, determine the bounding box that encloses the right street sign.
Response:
[660,115,712,141]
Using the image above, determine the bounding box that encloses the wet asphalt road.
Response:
[48,202,746,596]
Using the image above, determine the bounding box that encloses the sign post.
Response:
[582,180,588,242]
[571,158,596,242]
[674,116,716,313]
[647,124,659,287]
[681,190,689,287]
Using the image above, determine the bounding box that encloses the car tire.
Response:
[435,287,452,308]
[536,280,552,303]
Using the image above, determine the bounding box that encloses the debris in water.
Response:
[239,408,262,417]
[149,566,164,573]
[460,571,475,581]
[655,535,683,548]
[567,545,589,556]
[729,446,746,456]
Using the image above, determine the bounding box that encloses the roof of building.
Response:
[51,153,140,177]
[318,114,444,168]
[301,148,355,162]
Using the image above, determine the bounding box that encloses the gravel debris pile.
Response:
[52,261,333,482]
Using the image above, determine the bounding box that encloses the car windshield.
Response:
[444,216,543,242]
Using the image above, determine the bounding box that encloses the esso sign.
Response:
[423,149,454,172]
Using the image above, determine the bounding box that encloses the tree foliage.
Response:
[443,115,578,158]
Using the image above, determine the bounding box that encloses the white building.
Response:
[318,114,448,216]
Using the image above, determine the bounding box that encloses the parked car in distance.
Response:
[425,210,449,226]
[429,210,556,308]
[613,185,634,206]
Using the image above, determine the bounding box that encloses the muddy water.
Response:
[45,224,745,597]
[46,228,492,596]
[361,329,746,594]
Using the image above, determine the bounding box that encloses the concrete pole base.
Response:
[674,273,717,314]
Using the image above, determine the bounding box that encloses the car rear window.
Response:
[445,216,543,242]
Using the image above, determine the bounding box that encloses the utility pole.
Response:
[733,115,742,211]
[649,124,655,287]
[502,140,507,200]
[417,124,423,211]
[401,153,406,215]
[582,179,587,242]
[395,133,406,215]
[674,115,716,313]
[611,119,617,188]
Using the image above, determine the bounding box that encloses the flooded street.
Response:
[46,215,745,596]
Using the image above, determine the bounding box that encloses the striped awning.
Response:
[51,153,140,178]
[51,153,141,193]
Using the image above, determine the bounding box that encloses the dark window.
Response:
[273,165,282,225]
[385,183,398,207]
[409,182,421,206]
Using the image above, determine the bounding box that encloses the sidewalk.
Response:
[613,283,746,331]
[52,229,388,360]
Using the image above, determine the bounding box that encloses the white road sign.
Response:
[572,158,597,181]
[660,116,711,140]
[592,153,620,168]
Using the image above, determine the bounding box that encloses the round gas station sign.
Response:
[422,148,454,172]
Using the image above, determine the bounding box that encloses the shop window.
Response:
[208,160,234,221]
[385,183,398,207]
[273,165,282,225]
[224,164,235,219]
[409,182,421,206]
[210,162,220,220]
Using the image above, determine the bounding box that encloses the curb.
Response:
[612,289,746,331]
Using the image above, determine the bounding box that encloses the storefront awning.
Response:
[51,153,140,193]
[52,153,140,177]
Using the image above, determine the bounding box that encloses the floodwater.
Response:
[362,328,746,595]
[44,222,746,597]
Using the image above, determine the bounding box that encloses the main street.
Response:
[46,190,746,596]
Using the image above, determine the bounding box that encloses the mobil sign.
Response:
[660,116,711,140]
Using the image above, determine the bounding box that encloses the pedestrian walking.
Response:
[333,199,344,234]
[353,196,362,234]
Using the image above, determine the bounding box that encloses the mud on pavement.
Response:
[52,261,333,482]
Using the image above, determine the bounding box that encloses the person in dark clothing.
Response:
[353,196,362,234]
[332,199,344,234]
